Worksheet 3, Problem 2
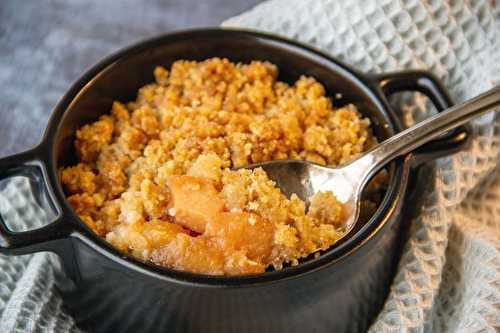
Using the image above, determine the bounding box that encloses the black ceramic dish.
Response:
[0,28,469,333]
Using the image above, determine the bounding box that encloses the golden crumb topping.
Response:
[61,58,382,276]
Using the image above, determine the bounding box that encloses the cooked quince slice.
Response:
[206,212,274,262]
[167,175,224,233]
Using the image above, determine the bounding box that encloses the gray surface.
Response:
[0,0,261,157]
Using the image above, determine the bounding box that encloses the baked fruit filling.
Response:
[61,58,383,275]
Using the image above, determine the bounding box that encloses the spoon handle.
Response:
[354,85,500,183]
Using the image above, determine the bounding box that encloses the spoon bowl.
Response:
[245,159,367,232]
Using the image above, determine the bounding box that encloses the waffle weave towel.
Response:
[0,0,499,332]
[223,1,500,332]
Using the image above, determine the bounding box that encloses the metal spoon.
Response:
[246,86,500,233]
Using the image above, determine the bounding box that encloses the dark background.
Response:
[0,0,261,156]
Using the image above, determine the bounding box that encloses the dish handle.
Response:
[0,147,70,255]
[375,70,471,166]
